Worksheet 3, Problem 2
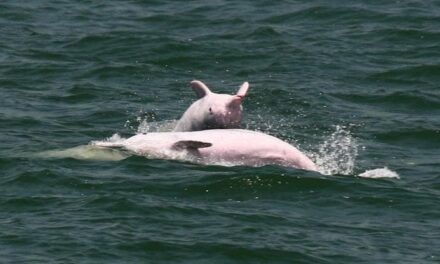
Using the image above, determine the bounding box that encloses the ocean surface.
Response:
[1,1,439,263]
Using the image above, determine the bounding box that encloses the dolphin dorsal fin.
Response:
[172,140,212,150]
[191,80,212,98]
[236,82,249,98]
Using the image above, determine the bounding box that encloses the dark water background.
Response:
[1,1,439,263]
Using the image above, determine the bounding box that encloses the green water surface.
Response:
[1,1,439,263]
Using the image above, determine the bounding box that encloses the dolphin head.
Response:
[203,93,244,129]
[198,81,249,129]
[174,80,250,132]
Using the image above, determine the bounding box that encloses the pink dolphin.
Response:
[93,129,317,171]
[173,80,250,132]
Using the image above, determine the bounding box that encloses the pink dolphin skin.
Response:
[173,80,250,132]
[94,129,317,171]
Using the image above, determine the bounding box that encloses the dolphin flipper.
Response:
[191,80,212,98]
[236,81,249,98]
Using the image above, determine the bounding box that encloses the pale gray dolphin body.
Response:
[94,129,317,171]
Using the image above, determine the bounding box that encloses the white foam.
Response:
[358,167,400,179]
[106,133,125,142]
[89,133,126,146]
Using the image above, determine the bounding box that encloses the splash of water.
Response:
[312,125,359,175]
[124,109,177,134]
[136,119,177,134]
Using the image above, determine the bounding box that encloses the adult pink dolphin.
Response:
[93,129,317,171]
[173,80,250,132]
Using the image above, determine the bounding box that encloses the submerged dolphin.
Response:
[173,80,250,132]
[93,129,317,171]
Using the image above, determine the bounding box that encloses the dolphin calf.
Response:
[93,129,317,171]
[173,80,250,132]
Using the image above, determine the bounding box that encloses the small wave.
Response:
[369,64,440,83]
[358,167,400,179]
[331,90,440,112]
[369,28,440,43]
[46,83,100,103]
[261,5,382,24]
[78,63,143,80]
[63,34,114,49]
[376,128,440,149]
[244,26,282,39]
